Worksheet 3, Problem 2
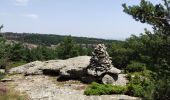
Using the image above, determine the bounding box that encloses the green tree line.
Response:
[1,32,118,46]
[0,35,90,69]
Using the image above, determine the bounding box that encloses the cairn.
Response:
[87,44,121,78]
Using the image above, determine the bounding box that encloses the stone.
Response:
[87,44,121,77]
[86,44,126,85]
[0,78,13,82]
[0,69,5,74]
[101,74,128,86]
[102,74,117,84]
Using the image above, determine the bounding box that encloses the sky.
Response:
[0,0,161,40]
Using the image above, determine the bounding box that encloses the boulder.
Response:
[9,56,91,79]
[59,56,91,78]
[0,69,5,74]
[101,74,128,86]
[102,74,117,84]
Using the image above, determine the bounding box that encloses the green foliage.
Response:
[126,72,155,99]
[122,0,170,36]
[0,72,5,80]
[28,46,57,61]
[84,82,127,95]
[0,37,9,69]
[56,36,88,59]
[9,43,28,61]
[108,42,134,69]
[126,62,146,73]
[122,1,170,98]
[57,36,77,59]
[1,32,117,46]
[154,79,170,100]
[127,84,144,97]
[6,61,26,70]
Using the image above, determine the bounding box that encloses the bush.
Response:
[6,61,26,70]
[84,82,127,95]
[126,72,155,99]
[127,84,144,97]
[126,62,146,73]
[0,72,5,80]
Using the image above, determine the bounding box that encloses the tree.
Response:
[108,42,134,69]
[9,42,27,61]
[56,35,79,59]
[0,37,7,68]
[122,0,170,99]
[0,24,4,33]
[123,0,170,36]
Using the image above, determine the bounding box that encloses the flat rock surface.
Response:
[5,74,140,100]
[9,56,91,77]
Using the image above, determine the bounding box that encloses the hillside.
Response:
[0,32,122,46]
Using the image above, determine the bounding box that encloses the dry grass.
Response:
[0,83,28,100]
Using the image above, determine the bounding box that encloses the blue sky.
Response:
[0,0,160,40]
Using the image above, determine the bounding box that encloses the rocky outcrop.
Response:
[59,56,91,79]
[9,54,127,86]
[9,56,91,79]
[6,75,140,100]
[9,61,44,75]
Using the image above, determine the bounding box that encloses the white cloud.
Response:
[15,0,29,6]
[23,14,39,19]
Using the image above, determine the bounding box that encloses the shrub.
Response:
[126,61,146,73]
[84,82,127,95]
[6,61,26,70]
[0,72,5,80]
[126,72,155,99]
[126,84,144,97]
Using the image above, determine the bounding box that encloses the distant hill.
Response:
[0,32,122,46]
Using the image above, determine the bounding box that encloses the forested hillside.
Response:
[0,32,120,46]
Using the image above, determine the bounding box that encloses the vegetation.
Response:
[0,72,5,80]
[0,35,90,70]
[84,82,127,95]
[126,71,155,99]
[1,0,170,99]
[0,32,119,46]
[6,61,27,70]
[125,62,146,73]
[123,0,170,99]
[56,35,80,59]
[85,0,170,99]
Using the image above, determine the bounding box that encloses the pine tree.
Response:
[122,0,170,99]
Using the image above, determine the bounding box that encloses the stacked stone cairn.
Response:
[86,44,121,84]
